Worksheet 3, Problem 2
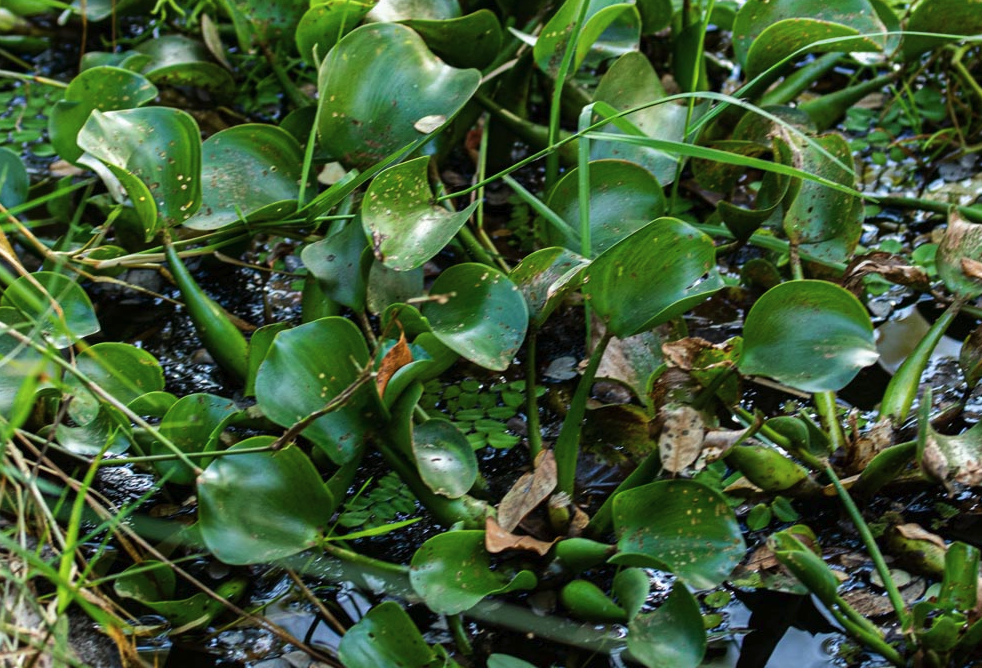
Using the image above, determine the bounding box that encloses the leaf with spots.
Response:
[77,107,202,240]
[627,582,706,668]
[422,263,529,371]
[363,156,479,271]
[583,217,724,339]
[611,479,745,589]
[738,280,878,393]
[412,418,478,498]
[410,530,537,614]
[317,23,481,170]
[184,124,308,231]
[339,601,449,668]
[255,317,382,465]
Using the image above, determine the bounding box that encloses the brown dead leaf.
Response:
[661,337,716,370]
[659,404,705,473]
[700,426,753,465]
[375,329,412,397]
[842,251,930,296]
[894,523,947,550]
[963,257,982,282]
[485,517,556,556]
[497,450,557,532]
[846,417,894,472]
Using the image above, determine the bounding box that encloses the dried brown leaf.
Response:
[842,251,930,296]
[497,450,557,532]
[894,523,947,550]
[662,337,716,370]
[658,404,705,473]
[485,517,556,556]
[375,329,412,397]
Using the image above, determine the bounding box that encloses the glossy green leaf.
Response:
[769,529,839,606]
[611,480,745,588]
[367,0,460,21]
[78,107,202,238]
[584,218,724,338]
[255,317,380,464]
[55,406,131,456]
[366,260,424,315]
[0,147,28,208]
[301,219,370,311]
[402,10,503,69]
[197,438,334,565]
[733,0,892,78]
[739,280,878,392]
[64,342,164,425]
[783,134,862,264]
[412,419,478,498]
[561,579,627,623]
[48,66,157,163]
[903,0,982,59]
[317,23,481,170]
[509,247,588,328]
[627,582,705,668]
[1,271,99,348]
[554,537,617,574]
[0,308,59,419]
[183,124,306,231]
[534,0,640,79]
[422,264,528,371]
[363,156,479,271]
[939,542,979,612]
[592,52,690,184]
[338,601,445,668]
[410,530,537,614]
[613,567,650,621]
[154,393,238,485]
[296,1,373,67]
[545,159,665,255]
[136,35,235,96]
[223,0,306,48]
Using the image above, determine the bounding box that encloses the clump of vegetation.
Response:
[3,0,982,667]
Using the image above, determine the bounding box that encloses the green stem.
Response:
[825,464,912,636]
[759,52,842,106]
[813,390,845,453]
[879,300,960,424]
[320,541,410,576]
[871,196,982,224]
[799,72,898,131]
[826,602,905,666]
[525,330,543,459]
[555,330,614,496]
[545,0,591,190]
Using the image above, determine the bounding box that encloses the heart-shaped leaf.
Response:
[903,0,982,60]
[48,66,158,163]
[137,35,235,96]
[584,218,724,338]
[183,124,307,231]
[317,23,481,170]
[154,393,239,485]
[402,10,503,69]
[545,159,666,255]
[296,1,373,67]
[64,342,164,425]
[739,280,878,392]
[78,107,202,239]
[422,263,528,371]
[338,601,445,668]
[410,530,537,614]
[627,582,705,668]
[534,0,641,79]
[255,317,381,464]
[363,156,479,271]
[1,271,100,348]
[301,219,371,311]
[509,247,588,328]
[0,307,60,419]
[197,438,334,565]
[412,419,478,498]
[0,148,28,209]
[611,479,745,588]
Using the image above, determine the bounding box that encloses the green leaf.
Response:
[561,579,627,622]
[296,1,373,67]
[611,480,745,588]
[488,656,538,668]
[1,271,100,348]
[197,438,334,565]
[584,218,724,338]
[78,107,202,239]
[614,567,650,621]
[363,156,479,271]
[939,542,979,612]
[136,35,235,97]
[627,582,706,668]
[183,124,307,231]
[769,529,839,606]
[48,66,158,164]
[534,0,641,79]
[317,23,481,170]
[545,159,666,255]
[0,147,29,208]
[412,419,478,498]
[338,601,445,668]
[154,393,238,486]
[402,10,503,69]
[422,264,529,371]
[903,0,982,60]
[509,247,588,328]
[301,219,370,311]
[255,317,381,465]
[64,342,164,425]
[938,213,982,299]
[410,530,537,614]
[739,280,878,392]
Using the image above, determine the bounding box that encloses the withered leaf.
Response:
[662,337,716,370]
[497,450,557,532]
[375,329,412,397]
[842,251,930,296]
[485,516,556,556]
[659,404,705,473]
